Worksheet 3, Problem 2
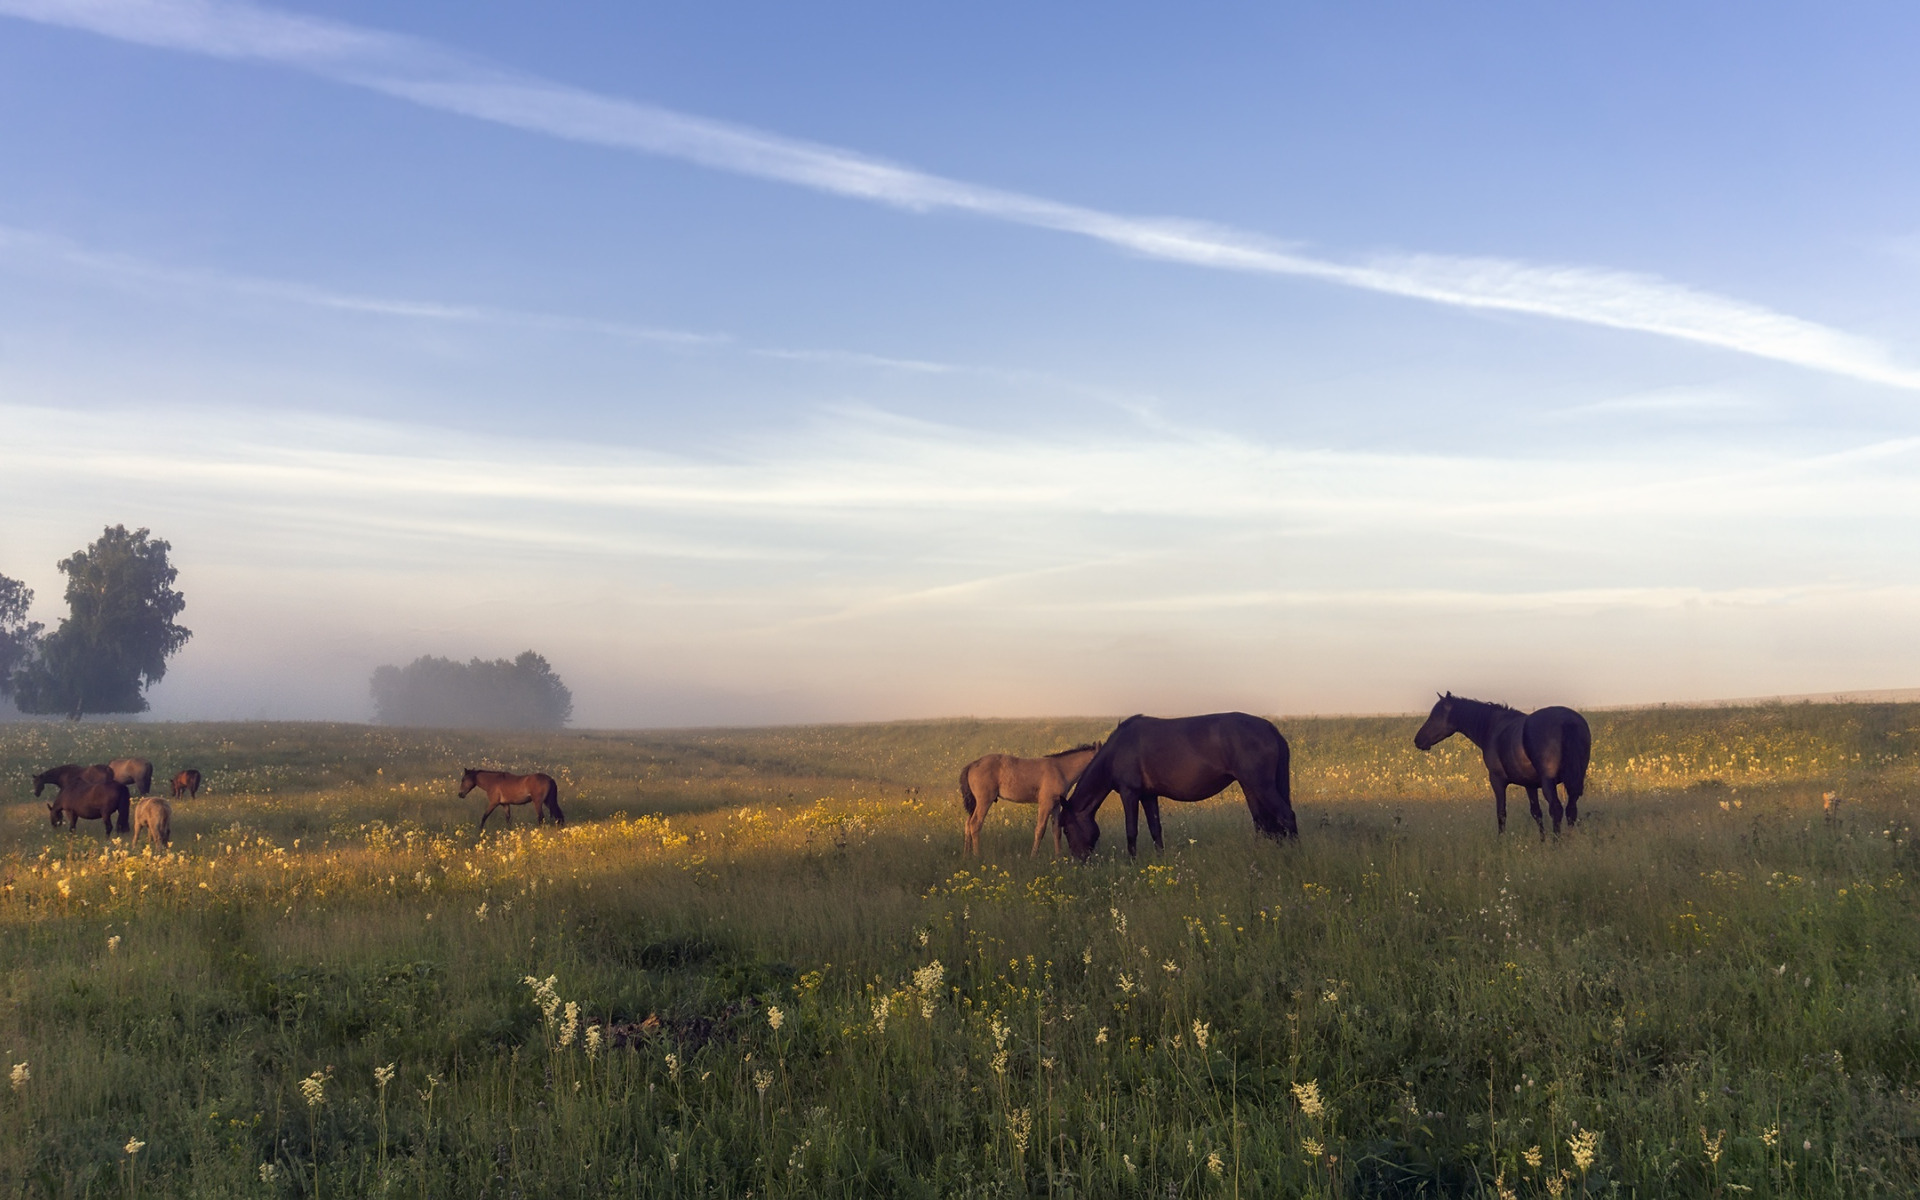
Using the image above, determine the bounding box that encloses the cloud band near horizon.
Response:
[5,0,1919,390]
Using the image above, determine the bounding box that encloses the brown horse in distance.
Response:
[1059,713,1297,860]
[32,763,114,797]
[110,759,154,796]
[1413,693,1592,837]
[171,769,202,798]
[958,744,1099,857]
[460,768,564,830]
[49,780,131,837]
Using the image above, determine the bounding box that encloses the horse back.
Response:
[61,780,131,818]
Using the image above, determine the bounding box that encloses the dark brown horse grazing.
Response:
[170,769,203,799]
[49,780,131,837]
[1059,713,1297,860]
[460,768,564,830]
[1414,693,1592,837]
[958,744,1099,857]
[32,763,114,797]
[110,759,154,796]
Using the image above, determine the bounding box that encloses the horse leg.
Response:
[1121,790,1142,857]
[1032,794,1053,858]
[967,794,992,856]
[1492,779,1509,833]
[479,800,500,831]
[1543,780,1565,836]
[1143,796,1165,851]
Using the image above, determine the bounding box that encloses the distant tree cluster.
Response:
[1,525,191,719]
[371,651,574,729]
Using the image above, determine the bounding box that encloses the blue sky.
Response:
[3,1,1919,725]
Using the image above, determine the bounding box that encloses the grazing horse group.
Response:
[960,696,1592,858]
[32,756,199,842]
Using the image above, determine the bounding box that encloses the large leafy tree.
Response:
[0,573,42,704]
[13,525,191,719]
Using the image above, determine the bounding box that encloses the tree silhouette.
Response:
[0,573,41,704]
[370,650,574,729]
[12,526,191,719]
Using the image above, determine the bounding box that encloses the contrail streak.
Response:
[6,0,1918,388]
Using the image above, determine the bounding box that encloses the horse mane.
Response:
[1046,742,1099,758]
[1452,695,1521,715]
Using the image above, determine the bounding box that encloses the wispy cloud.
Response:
[6,0,1919,388]
[0,224,723,344]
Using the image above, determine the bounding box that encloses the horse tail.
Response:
[1562,716,1592,801]
[959,766,978,816]
[1273,733,1297,837]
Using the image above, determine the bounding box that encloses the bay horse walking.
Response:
[958,744,1099,857]
[1059,713,1297,860]
[460,768,564,831]
[48,780,131,837]
[1413,693,1591,837]
[170,769,202,798]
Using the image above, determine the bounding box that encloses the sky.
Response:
[3,1,1920,727]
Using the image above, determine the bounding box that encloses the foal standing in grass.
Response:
[958,744,1099,856]
[459,768,565,831]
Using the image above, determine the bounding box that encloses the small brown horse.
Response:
[459,768,564,830]
[170,769,202,799]
[32,763,114,796]
[131,797,172,849]
[49,780,131,837]
[958,744,1099,857]
[110,759,154,796]
[1414,693,1592,837]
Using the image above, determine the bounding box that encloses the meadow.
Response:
[1,704,1917,1198]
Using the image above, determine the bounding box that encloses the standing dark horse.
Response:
[459,768,564,830]
[1059,713,1297,860]
[1413,693,1591,837]
[48,780,131,837]
[32,763,114,797]
[170,769,203,799]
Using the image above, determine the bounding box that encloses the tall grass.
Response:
[1,705,1918,1196]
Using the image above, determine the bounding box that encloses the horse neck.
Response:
[1447,699,1508,749]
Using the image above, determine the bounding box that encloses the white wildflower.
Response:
[124,1137,145,1155]
[1292,1079,1326,1119]
[299,1070,327,1109]
[373,1064,396,1090]
[767,1005,785,1032]
[8,1062,27,1091]
[1568,1128,1599,1172]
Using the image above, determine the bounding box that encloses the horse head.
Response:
[1413,692,1457,751]
[31,770,50,797]
[1060,806,1101,860]
[457,768,480,798]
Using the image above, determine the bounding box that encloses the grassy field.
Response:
[1,705,1917,1198]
